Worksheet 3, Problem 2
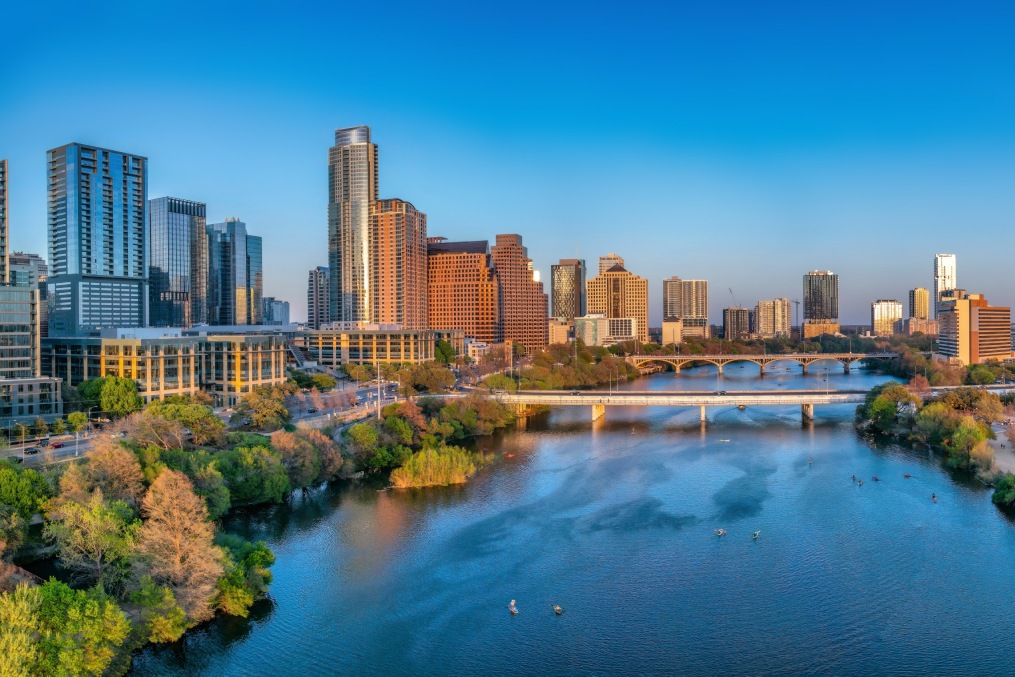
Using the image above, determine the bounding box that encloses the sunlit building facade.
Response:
[307,266,330,329]
[207,218,262,325]
[587,263,649,343]
[933,254,957,318]
[663,277,709,339]
[426,238,502,344]
[909,287,930,321]
[0,159,8,284]
[148,197,208,328]
[938,293,1011,365]
[871,299,903,337]
[370,198,427,329]
[755,298,791,338]
[490,234,548,352]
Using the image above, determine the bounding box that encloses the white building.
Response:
[871,299,903,337]
[755,298,791,338]
[933,254,957,318]
[575,314,638,346]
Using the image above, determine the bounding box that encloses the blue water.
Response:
[132,364,1015,675]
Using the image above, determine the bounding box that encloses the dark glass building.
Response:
[148,197,208,328]
[803,270,839,322]
[46,143,148,336]
[207,218,262,325]
[551,258,586,321]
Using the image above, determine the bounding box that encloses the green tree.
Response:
[44,491,139,588]
[215,534,275,618]
[435,339,456,364]
[51,418,68,435]
[32,416,49,438]
[0,583,42,676]
[232,387,291,431]
[77,378,107,411]
[346,422,379,459]
[12,423,28,446]
[130,577,189,643]
[67,411,88,434]
[217,446,291,505]
[310,373,337,391]
[147,401,226,446]
[0,462,51,520]
[99,376,143,418]
[34,580,131,675]
[992,473,1015,506]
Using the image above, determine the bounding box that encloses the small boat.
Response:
[715,529,727,537]
[752,530,761,540]
[903,473,912,479]
[737,404,747,411]
[551,604,564,616]
[505,453,515,459]
[871,476,880,482]
[507,600,519,615]
[719,439,731,443]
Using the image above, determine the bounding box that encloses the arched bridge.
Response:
[625,352,899,376]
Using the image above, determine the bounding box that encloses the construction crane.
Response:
[792,299,801,339]
[728,288,740,308]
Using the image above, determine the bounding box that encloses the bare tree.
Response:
[85,440,146,506]
[136,470,224,622]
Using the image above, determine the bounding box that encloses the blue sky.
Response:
[3,0,1014,325]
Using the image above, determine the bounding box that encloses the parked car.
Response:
[307,408,318,414]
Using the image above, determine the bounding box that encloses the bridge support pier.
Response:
[515,404,529,419]
[801,403,814,421]
[592,404,605,421]
[759,365,765,376]
[802,364,809,375]
[700,406,707,423]
[844,363,851,374]
[716,365,723,376]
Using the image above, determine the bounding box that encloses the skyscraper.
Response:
[328,126,378,324]
[207,218,262,325]
[871,299,903,337]
[587,261,649,343]
[0,159,8,284]
[491,234,549,352]
[662,277,709,338]
[938,293,1011,365]
[148,197,208,328]
[426,238,501,344]
[551,258,586,321]
[933,254,957,318]
[262,297,290,325]
[723,307,751,339]
[755,298,791,338]
[370,198,427,329]
[803,271,839,322]
[909,287,930,320]
[47,143,148,336]
[10,252,49,337]
[598,253,624,276]
[307,266,330,329]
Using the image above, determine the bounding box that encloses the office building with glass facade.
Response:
[551,258,586,321]
[207,218,262,325]
[148,197,209,328]
[328,126,378,323]
[262,297,290,325]
[46,143,148,336]
[0,159,8,284]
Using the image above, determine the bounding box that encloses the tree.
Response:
[136,470,224,622]
[44,490,138,588]
[907,374,932,400]
[77,378,107,411]
[0,505,25,562]
[12,423,28,446]
[35,580,131,676]
[215,534,275,618]
[130,577,189,643]
[435,340,456,364]
[217,446,291,505]
[99,376,143,418]
[310,373,337,391]
[83,440,146,506]
[0,462,51,520]
[0,583,41,676]
[122,410,187,450]
[232,387,290,431]
[51,418,68,436]
[146,401,226,446]
[32,417,49,438]
[67,411,88,434]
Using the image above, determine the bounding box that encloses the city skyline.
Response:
[3,2,1015,325]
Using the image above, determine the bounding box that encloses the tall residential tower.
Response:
[0,159,8,284]
[328,126,378,324]
[662,277,709,338]
[148,197,209,327]
[307,266,330,329]
[369,198,427,329]
[491,234,549,351]
[933,254,957,318]
[46,143,148,336]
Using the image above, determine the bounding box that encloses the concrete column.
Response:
[700,405,707,423]
[592,404,605,421]
[843,362,851,374]
[717,364,723,376]
[802,403,814,421]
[802,363,809,375]
[759,364,766,376]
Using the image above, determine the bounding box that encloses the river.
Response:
[132,362,1015,675]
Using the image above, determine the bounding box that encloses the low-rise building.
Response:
[803,321,841,339]
[466,340,491,361]
[293,327,463,368]
[662,319,684,345]
[575,314,638,346]
[548,318,572,346]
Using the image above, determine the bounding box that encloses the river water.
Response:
[132,363,1015,675]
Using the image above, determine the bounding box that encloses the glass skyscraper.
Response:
[0,159,8,284]
[207,218,262,325]
[803,270,839,322]
[148,197,208,328]
[328,126,378,323]
[551,258,586,321]
[46,143,148,336]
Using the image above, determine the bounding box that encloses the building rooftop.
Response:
[427,240,488,255]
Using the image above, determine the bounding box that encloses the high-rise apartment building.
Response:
[662,277,709,338]
[490,234,549,352]
[328,126,378,324]
[47,143,148,336]
[755,298,791,338]
[586,261,649,343]
[933,254,957,318]
[207,218,262,325]
[0,159,8,284]
[148,197,209,328]
[551,258,586,321]
[307,266,330,329]
[909,287,930,320]
[803,271,839,322]
[262,297,290,325]
[938,293,1011,365]
[598,253,624,276]
[723,307,751,340]
[369,198,427,329]
[871,299,903,337]
[426,238,502,344]
[9,252,49,337]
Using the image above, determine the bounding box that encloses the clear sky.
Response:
[2,0,1014,325]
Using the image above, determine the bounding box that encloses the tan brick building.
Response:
[426,238,502,344]
[370,198,427,329]
[938,293,1012,365]
[490,235,549,352]
[586,262,649,344]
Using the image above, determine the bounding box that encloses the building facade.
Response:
[551,258,586,321]
[755,298,791,338]
[9,252,48,337]
[575,314,638,346]
[803,270,839,322]
[898,318,939,336]
[47,144,148,336]
[369,198,427,329]
[207,218,262,325]
[148,197,208,328]
[307,266,330,329]
[294,327,463,367]
[0,159,7,284]
[262,297,290,325]
[871,299,903,337]
[598,253,624,276]
[426,238,502,344]
[909,287,930,320]
[490,234,548,352]
[548,318,572,345]
[938,293,1011,365]
[587,263,649,343]
[723,307,751,340]
[662,277,708,338]
[328,126,378,324]
[933,254,957,318]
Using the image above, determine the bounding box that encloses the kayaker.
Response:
[551,604,564,615]
[508,600,518,614]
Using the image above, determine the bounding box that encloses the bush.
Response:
[390,445,480,488]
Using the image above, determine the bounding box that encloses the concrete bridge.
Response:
[493,388,870,424]
[625,352,900,376]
